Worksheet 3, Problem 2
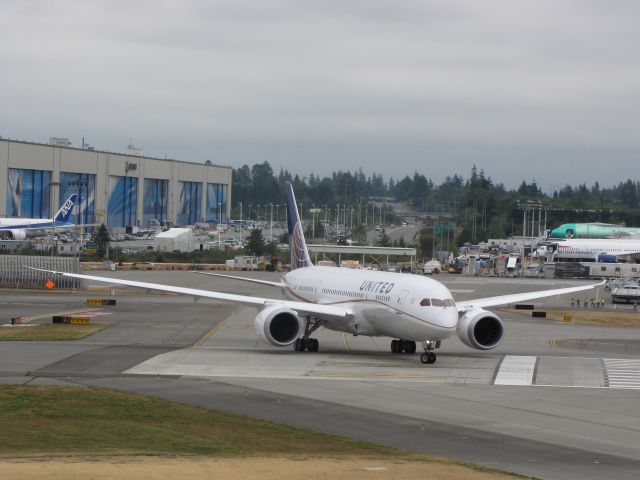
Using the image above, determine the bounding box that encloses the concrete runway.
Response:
[2,271,640,479]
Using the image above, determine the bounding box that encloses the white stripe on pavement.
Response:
[494,356,537,385]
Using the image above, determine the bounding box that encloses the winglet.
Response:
[53,194,78,223]
[285,182,312,270]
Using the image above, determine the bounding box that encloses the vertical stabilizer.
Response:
[53,194,78,224]
[286,182,313,270]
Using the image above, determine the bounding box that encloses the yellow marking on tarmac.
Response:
[549,339,557,348]
[194,321,226,347]
[310,371,446,379]
[18,308,103,324]
[341,332,350,351]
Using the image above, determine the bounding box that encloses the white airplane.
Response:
[28,184,602,364]
[536,238,640,263]
[0,194,78,240]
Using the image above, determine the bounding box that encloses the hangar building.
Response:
[0,138,232,231]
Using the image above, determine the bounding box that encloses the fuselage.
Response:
[537,238,640,262]
[282,266,458,342]
[0,218,72,229]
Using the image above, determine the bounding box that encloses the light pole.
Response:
[239,202,243,245]
[350,205,353,231]
[336,204,340,236]
[270,203,273,243]
[323,205,328,244]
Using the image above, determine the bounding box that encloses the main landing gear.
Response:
[294,338,319,352]
[419,340,441,365]
[390,339,417,354]
[294,316,323,352]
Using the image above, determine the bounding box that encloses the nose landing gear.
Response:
[420,352,436,364]
[419,339,441,364]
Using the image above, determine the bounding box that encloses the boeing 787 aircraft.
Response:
[1,194,78,239]
[29,184,602,364]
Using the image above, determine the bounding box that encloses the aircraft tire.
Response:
[404,341,417,354]
[420,352,436,364]
[307,338,319,352]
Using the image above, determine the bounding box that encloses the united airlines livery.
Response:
[26,185,602,365]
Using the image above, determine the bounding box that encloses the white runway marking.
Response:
[603,359,640,390]
[493,356,537,385]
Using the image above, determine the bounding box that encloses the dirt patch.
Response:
[0,456,522,480]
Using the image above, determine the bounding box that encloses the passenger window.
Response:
[431,298,444,307]
[420,298,431,306]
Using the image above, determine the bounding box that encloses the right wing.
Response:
[193,271,285,288]
[456,280,605,312]
[25,267,350,322]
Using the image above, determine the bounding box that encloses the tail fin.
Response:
[285,182,313,270]
[53,194,78,223]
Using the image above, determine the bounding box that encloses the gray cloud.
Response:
[1,0,639,187]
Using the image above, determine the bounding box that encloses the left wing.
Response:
[193,271,285,288]
[456,280,605,313]
[25,267,350,321]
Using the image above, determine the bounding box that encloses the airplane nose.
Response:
[435,309,458,329]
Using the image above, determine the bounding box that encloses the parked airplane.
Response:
[28,185,602,364]
[0,194,78,240]
[536,238,640,263]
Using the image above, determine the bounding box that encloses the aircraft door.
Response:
[396,290,409,306]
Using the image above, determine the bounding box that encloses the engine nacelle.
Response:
[254,305,302,347]
[9,229,27,240]
[457,309,504,350]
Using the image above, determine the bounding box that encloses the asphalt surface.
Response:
[1,271,640,479]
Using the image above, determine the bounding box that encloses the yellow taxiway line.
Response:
[194,321,226,348]
[341,332,350,351]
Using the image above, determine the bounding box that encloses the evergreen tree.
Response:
[245,228,265,256]
[376,228,392,247]
[95,224,110,259]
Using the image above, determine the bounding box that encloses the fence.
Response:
[0,255,81,289]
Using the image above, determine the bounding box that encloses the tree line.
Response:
[233,161,640,243]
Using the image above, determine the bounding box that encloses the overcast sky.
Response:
[1,0,639,190]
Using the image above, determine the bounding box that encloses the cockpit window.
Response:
[420,298,431,306]
[431,298,444,307]
[443,299,454,307]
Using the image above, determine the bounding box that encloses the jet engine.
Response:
[254,305,302,347]
[8,229,27,240]
[456,309,504,350]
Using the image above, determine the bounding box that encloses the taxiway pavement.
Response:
[1,271,640,479]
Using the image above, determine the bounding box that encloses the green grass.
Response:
[0,386,412,459]
[0,324,110,341]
